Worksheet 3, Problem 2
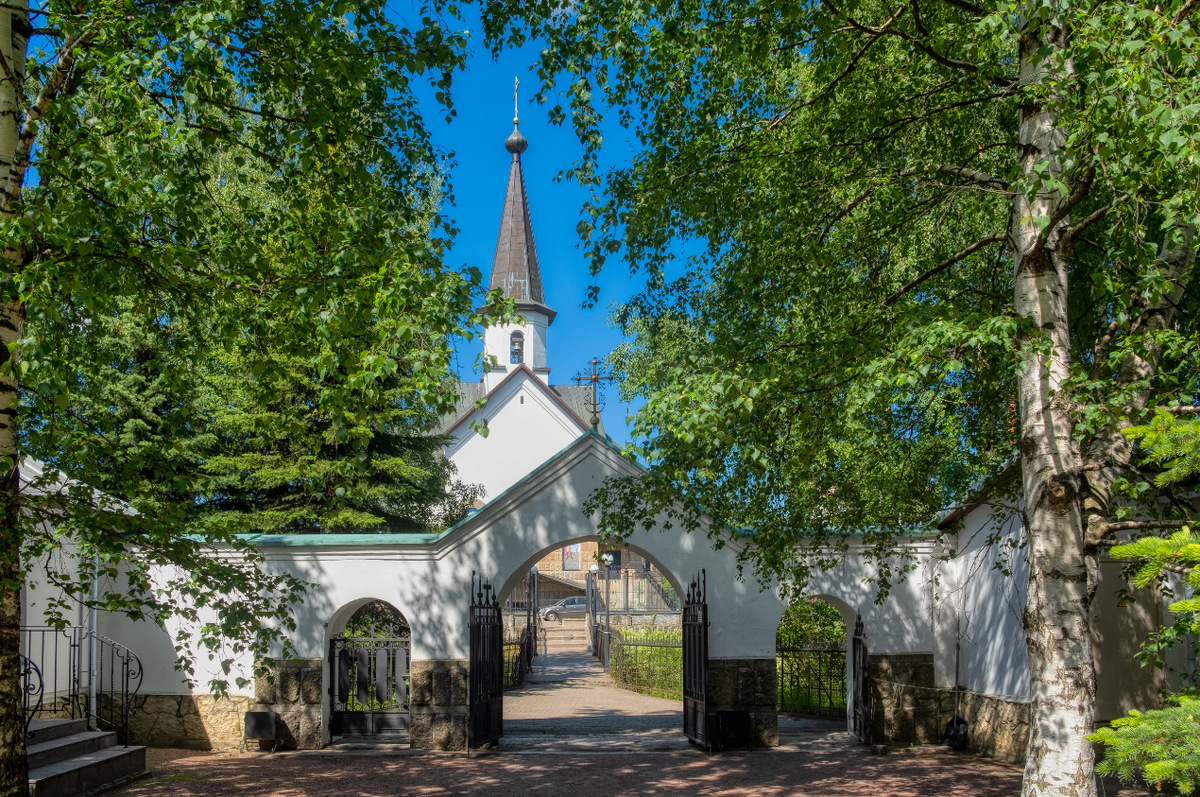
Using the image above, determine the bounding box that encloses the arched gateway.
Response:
[251,430,792,750]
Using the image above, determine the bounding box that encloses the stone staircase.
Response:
[542,619,591,652]
[27,718,147,797]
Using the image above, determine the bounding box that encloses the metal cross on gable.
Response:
[573,357,614,428]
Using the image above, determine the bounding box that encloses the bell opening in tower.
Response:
[510,331,525,364]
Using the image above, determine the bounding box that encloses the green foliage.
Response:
[776,599,847,649]
[502,0,1200,599]
[608,626,684,700]
[1126,415,1200,489]
[344,602,410,639]
[1110,530,1200,669]
[6,0,517,693]
[1089,695,1200,794]
[25,305,484,537]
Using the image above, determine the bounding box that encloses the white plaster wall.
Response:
[97,601,255,697]
[25,555,255,697]
[260,434,788,665]
[22,543,86,702]
[483,314,549,391]
[952,503,1031,701]
[804,546,936,655]
[446,370,584,501]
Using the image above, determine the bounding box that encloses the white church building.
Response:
[21,120,1183,764]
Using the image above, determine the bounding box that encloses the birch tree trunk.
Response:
[0,2,29,793]
[1011,11,1097,797]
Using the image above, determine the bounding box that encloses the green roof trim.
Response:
[247,532,446,547]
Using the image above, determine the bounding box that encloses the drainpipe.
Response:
[88,553,98,728]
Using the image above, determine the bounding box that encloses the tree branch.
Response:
[1060,195,1127,255]
[2,25,96,214]
[764,11,903,131]
[936,0,985,15]
[882,233,1008,307]
[1098,520,1191,533]
[898,162,1008,188]
[1144,405,1200,415]
[1089,519,1192,548]
[1174,0,1197,26]
[1031,163,1096,256]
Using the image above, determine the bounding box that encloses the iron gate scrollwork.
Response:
[851,614,872,744]
[682,570,709,750]
[329,629,411,738]
[469,572,504,747]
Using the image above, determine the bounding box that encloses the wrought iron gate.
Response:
[523,567,539,672]
[329,630,411,737]
[469,572,504,747]
[682,570,709,749]
[850,614,872,744]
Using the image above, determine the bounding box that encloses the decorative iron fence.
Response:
[20,626,143,744]
[777,647,847,717]
[19,653,43,734]
[607,627,683,701]
[502,626,540,689]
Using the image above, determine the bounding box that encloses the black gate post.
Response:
[682,570,710,750]
[851,614,872,744]
[468,572,504,748]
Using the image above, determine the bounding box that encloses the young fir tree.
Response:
[23,307,483,538]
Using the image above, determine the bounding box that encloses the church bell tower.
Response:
[481,97,555,391]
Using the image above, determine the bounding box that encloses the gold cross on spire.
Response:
[513,77,520,124]
[573,357,614,428]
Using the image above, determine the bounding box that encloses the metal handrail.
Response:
[19,653,44,735]
[20,626,143,745]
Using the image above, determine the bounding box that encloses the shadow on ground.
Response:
[112,743,1144,797]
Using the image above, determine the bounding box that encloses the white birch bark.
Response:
[1010,10,1097,797]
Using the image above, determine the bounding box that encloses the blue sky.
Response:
[416,18,647,447]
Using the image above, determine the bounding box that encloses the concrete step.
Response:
[29,744,146,797]
[27,719,89,746]
[27,731,116,770]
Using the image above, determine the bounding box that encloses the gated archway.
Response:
[326,600,412,741]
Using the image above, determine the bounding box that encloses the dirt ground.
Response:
[116,744,1138,797]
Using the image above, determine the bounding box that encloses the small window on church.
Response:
[510,331,525,364]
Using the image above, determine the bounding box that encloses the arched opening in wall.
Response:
[509,331,525,364]
[776,596,851,720]
[492,537,690,748]
[327,600,411,742]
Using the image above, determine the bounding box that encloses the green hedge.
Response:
[608,627,684,701]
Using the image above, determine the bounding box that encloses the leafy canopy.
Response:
[8,0,515,692]
[481,0,1200,597]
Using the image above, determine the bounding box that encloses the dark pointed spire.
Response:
[489,124,543,305]
[488,93,554,322]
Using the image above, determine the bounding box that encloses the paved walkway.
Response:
[116,744,1095,797]
[111,649,1140,795]
[503,648,688,751]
